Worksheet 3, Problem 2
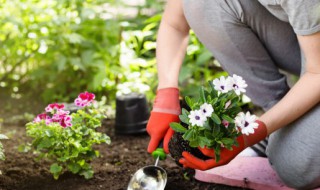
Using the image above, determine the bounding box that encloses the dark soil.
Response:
[169,132,211,166]
[0,120,247,190]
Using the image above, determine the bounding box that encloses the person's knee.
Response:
[268,154,320,189]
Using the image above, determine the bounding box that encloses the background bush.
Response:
[0,0,224,118]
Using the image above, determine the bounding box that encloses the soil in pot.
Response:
[169,132,211,167]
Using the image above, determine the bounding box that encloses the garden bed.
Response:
[0,120,246,190]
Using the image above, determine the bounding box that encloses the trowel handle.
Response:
[151,141,166,160]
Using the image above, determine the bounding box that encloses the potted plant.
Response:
[25,92,111,179]
[169,75,259,164]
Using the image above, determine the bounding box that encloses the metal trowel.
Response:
[127,145,167,190]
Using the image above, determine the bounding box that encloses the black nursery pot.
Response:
[115,93,150,135]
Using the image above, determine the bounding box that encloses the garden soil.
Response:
[0,120,247,190]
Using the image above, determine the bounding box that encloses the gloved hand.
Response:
[179,120,267,170]
[147,87,181,154]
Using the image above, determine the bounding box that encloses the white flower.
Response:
[116,81,150,97]
[212,76,232,93]
[200,103,214,117]
[235,112,259,136]
[230,74,247,95]
[188,110,207,127]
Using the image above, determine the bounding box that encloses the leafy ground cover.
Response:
[0,119,246,190]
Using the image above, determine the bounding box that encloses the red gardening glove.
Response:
[179,120,267,170]
[147,88,181,154]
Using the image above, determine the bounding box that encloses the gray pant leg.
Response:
[183,0,300,111]
[183,0,320,189]
[267,106,320,189]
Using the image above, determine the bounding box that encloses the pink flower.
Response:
[34,113,52,125]
[222,120,229,128]
[224,100,231,109]
[45,103,65,112]
[60,115,72,128]
[51,110,70,122]
[74,91,95,107]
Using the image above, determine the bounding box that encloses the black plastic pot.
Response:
[115,93,150,135]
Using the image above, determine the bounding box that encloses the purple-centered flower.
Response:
[60,115,72,128]
[188,110,207,127]
[212,76,232,93]
[200,103,214,117]
[45,103,65,112]
[235,112,258,136]
[74,91,95,107]
[229,74,248,95]
[34,113,52,125]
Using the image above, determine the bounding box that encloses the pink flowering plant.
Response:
[25,92,110,179]
[170,75,259,161]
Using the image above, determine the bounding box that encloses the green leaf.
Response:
[189,139,199,148]
[81,50,94,66]
[221,115,234,123]
[18,144,31,153]
[144,14,162,24]
[143,22,158,32]
[211,113,221,125]
[198,136,211,147]
[44,130,53,137]
[199,86,206,103]
[0,152,4,161]
[182,108,189,116]
[100,134,111,144]
[209,82,218,97]
[56,55,67,72]
[77,159,86,166]
[68,163,81,174]
[202,121,211,130]
[179,114,189,125]
[169,122,187,133]
[214,147,221,162]
[179,66,192,83]
[63,33,85,44]
[185,96,193,109]
[196,50,212,66]
[50,163,63,174]
[221,138,234,146]
[80,169,94,179]
[212,125,221,137]
[183,130,194,141]
[69,57,85,71]
[37,138,52,149]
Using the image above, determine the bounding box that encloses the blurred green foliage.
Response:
[0,0,224,115]
[0,0,121,103]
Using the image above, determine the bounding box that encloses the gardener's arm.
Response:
[179,32,320,170]
[156,0,190,89]
[259,32,320,135]
[147,0,190,153]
